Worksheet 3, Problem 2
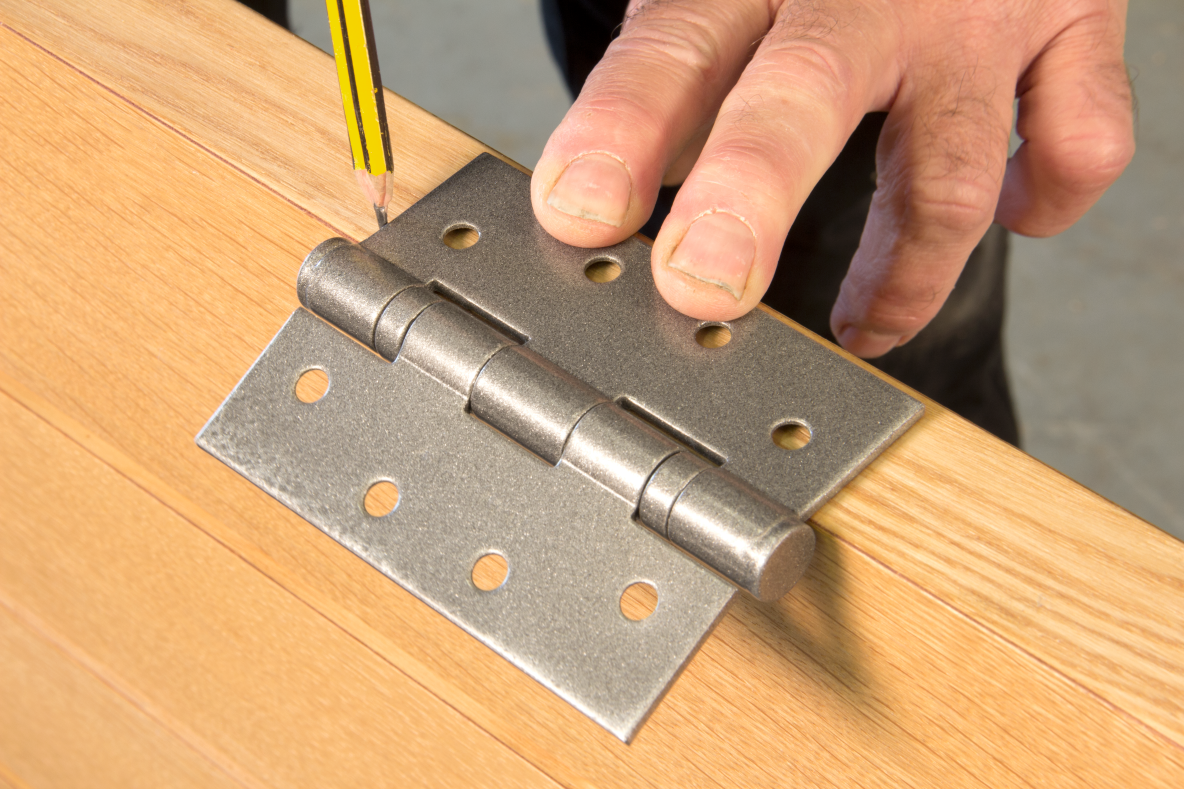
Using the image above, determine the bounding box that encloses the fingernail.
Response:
[667,212,756,299]
[546,153,631,227]
[836,326,905,358]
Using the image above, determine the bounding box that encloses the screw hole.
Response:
[695,323,732,348]
[584,257,622,283]
[295,368,329,403]
[772,422,812,451]
[620,582,658,621]
[442,224,480,250]
[363,480,400,517]
[472,553,508,591]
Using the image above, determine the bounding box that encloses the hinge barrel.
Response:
[297,239,814,601]
[400,301,516,397]
[470,345,606,464]
[563,402,680,507]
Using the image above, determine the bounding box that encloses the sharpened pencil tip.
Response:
[374,204,388,228]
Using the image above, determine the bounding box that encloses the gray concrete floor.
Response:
[1006,2,1184,540]
[292,0,1184,541]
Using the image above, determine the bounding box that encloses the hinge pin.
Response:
[297,238,815,601]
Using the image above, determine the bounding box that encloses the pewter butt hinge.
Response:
[298,236,814,602]
[197,154,922,742]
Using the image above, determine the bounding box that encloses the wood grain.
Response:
[0,603,239,789]
[0,392,562,789]
[3,0,1180,751]
[0,1,1181,786]
[0,763,32,789]
[0,0,493,243]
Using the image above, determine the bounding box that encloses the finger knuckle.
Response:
[904,177,998,238]
[840,277,945,336]
[1041,123,1135,196]
[579,92,669,141]
[760,42,854,106]
[615,13,728,89]
[694,135,799,196]
[768,0,845,43]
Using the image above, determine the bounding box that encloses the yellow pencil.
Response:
[326,0,394,228]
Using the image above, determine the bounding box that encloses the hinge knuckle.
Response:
[399,302,515,396]
[296,239,817,600]
[638,452,711,538]
[373,285,441,360]
[297,238,417,347]
[470,347,605,464]
[666,470,815,601]
[562,403,680,507]
[295,236,817,601]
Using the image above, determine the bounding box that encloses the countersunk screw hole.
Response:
[295,368,329,403]
[621,582,658,621]
[443,224,480,250]
[363,480,400,517]
[695,324,732,348]
[584,257,622,283]
[473,553,509,591]
[772,422,812,451]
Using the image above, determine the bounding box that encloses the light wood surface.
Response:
[0,391,558,789]
[0,763,32,789]
[1,1,1181,786]
[0,602,238,789]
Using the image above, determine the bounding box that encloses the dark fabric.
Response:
[239,0,289,29]
[542,0,1019,445]
[541,0,629,89]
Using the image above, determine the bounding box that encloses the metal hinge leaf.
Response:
[197,154,921,742]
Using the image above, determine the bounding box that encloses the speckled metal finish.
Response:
[198,309,735,743]
[196,153,922,742]
[563,403,680,507]
[399,301,514,397]
[361,154,923,518]
[296,237,417,347]
[639,452,712,539]
[293,236,818,600]
[469,345,606,464]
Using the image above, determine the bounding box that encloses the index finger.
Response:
[531,0,771,247]
[650,0,899,319]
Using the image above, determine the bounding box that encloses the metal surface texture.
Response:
[563,403,680,506]
[399,301,514,396]
[469,346,606,464]
[638,452,711,539]
[197,153,922,741]
[666,469,815,603]
[359,154,923,518]
[293,236,819,600]
[199,309,736,742]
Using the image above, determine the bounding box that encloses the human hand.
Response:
[530,0,1134,357]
